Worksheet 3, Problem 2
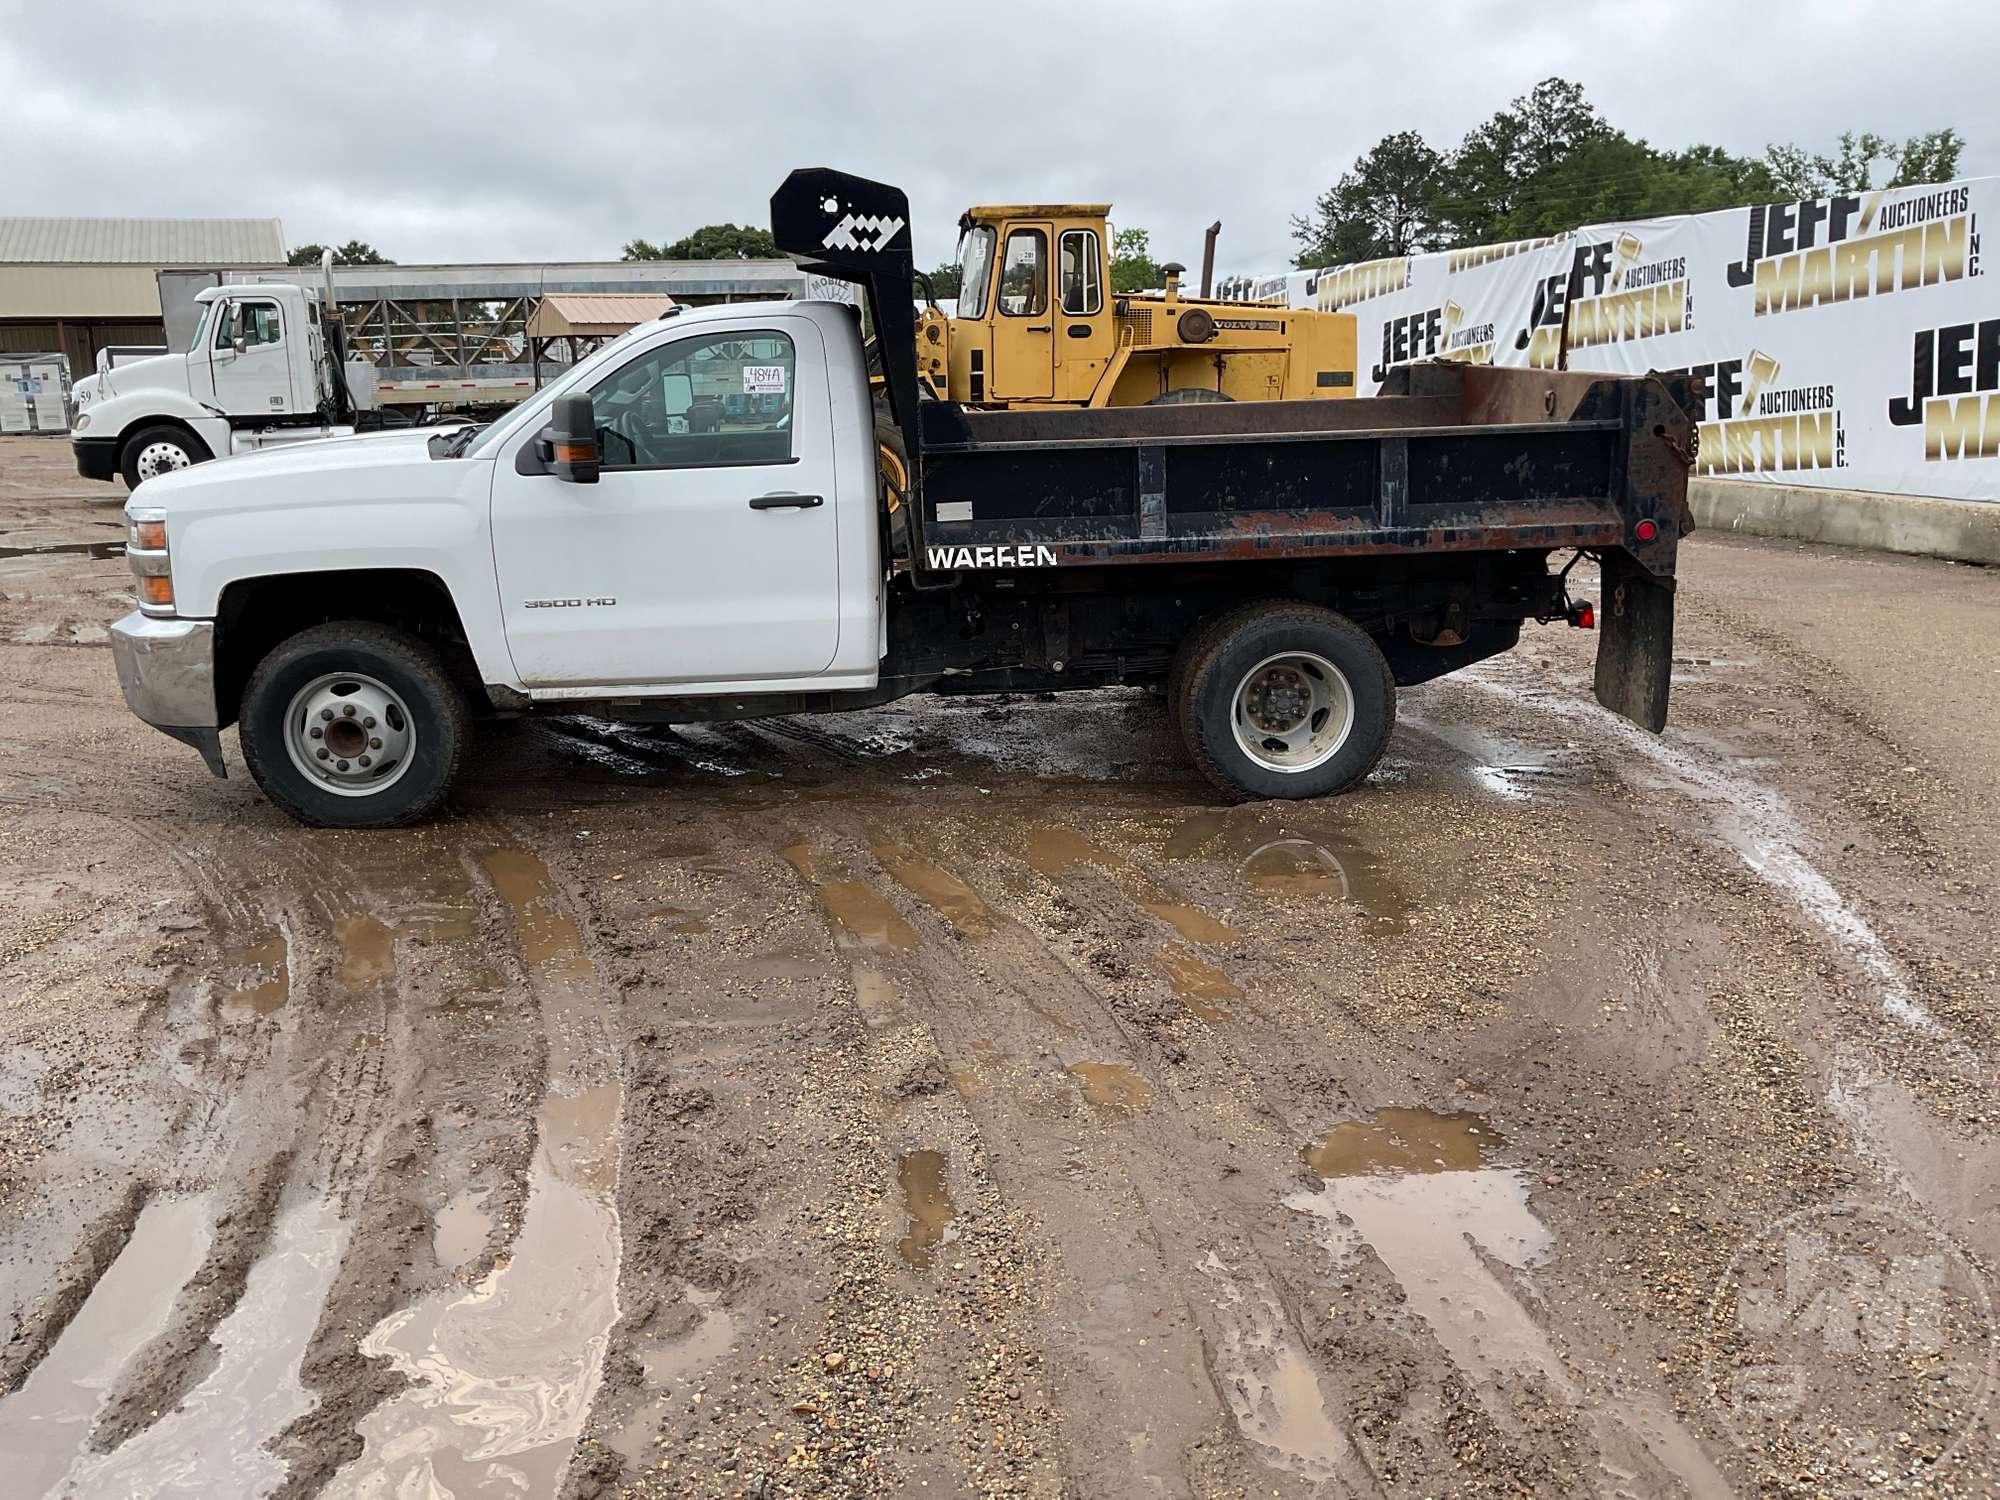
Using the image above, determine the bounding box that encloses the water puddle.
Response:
[219,927,290,1017]
[607,1284,738,1465]
[434,1188,494,1271]
[1026,825,1125,877]
[783,843,917,950]
[60,1196,349,1498]
[1140,901,1238,945]
[1303,1107,1497,1176]
[895,1150,959,1269]
[1068,1061,1154,1114]
[1158,947,1239,1023]
[872,842,992,937]
[1288,1104,1730,1497]
[1198,1252,1354,1482]
[0,1195,212,1497]
[1162,809,1407,924]
[327,848,622,1499]
[334,914,395,990]
[850,963,901,1028]
[0,539,126,561]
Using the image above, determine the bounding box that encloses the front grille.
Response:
[1117,310,1153,346]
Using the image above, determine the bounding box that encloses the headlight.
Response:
[74,413,91,430]
[127,506,174,614]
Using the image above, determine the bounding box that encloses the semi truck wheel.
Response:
[1175,602,1394,802]
[238,622,468,828]
[120,425,212,489]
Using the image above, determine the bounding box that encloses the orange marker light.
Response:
[139,574,174,607]
[133,519,167,550]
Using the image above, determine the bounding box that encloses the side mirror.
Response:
[538,391,600,484]
[232,337,247,355]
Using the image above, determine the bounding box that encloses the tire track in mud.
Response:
[801,797,1737,1499]
[0,806,605,1497]
[321,841,625,1500]
[782,808,1388,1498]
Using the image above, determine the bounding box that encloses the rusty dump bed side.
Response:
[914,362,1697,582]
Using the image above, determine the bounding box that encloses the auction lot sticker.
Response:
[1704,1200,1996,1494]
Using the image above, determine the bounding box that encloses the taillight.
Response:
[1635,519,1660,542]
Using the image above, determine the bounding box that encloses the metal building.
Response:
[0,216,287,377]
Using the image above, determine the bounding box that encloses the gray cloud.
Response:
[5,1,1993,280]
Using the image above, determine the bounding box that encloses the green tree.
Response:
[622,224,781,260]
[925,261,964,300]
[1291,129,1445,267]
[1110,227,1161,292]
[287,239,393,266]
[1764,128,1964,197]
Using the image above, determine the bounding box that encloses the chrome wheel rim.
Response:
[282,671,417,798]
[1229,651,1354,773]
[135,441,193,481]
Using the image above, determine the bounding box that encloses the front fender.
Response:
[80,387,224,451]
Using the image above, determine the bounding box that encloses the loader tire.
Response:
[239,622,468,828]
[1175,601,1394,802]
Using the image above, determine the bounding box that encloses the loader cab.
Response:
[927,205,1116,406]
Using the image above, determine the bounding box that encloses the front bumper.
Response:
[74,435,120,483]
[109,610,227,777]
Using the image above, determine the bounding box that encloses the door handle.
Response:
[1026,325,1051,333]
[749,492,824,510]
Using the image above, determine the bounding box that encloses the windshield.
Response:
[955,225,996,318]
[185,300,212,354]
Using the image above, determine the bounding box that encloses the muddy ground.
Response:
[0,430,1996,1499]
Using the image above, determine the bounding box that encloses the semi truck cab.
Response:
[72,277,377,489]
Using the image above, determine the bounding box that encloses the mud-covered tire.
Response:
[120,424,211,489]
[1175,601,1394,802]
[239,622,468,828]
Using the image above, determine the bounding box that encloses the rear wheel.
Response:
[120,424,211,489]
[239,622,468,827]
[1175,601,1394,801]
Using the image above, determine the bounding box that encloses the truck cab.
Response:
[72,281,376,488]
[917,204,1357,408]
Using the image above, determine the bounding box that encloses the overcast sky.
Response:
[6,2,1995,280]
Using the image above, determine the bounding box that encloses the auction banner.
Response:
[1267,177,1996,501]
[1560,179,1994,501]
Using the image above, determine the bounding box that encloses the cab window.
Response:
[998,229,1047,317]
[215,300,282,348]
[1059,230,1102,315]
[588,329,796,470]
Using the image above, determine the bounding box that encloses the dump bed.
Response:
[912,360,1697,582]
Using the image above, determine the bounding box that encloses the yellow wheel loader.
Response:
[913,204,1356,408]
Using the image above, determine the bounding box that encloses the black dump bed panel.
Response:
[913,363,1696,579]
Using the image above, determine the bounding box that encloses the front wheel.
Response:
[120,424,212,489]
[1175,602,1394,802]
[239,622,468,827]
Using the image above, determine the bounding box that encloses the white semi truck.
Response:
[107,169,1695,828]
[71,256,390,488]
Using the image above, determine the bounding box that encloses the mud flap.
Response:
[1593,550,1675,732]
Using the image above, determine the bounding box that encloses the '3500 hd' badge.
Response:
[523,597,618,608]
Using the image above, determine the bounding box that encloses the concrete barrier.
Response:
[1691,479,2000,566]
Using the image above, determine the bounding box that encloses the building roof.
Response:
[526,293,678,339]
[0,216,286,266]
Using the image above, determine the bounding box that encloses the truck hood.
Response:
[134,425,460,504]
[95,350,192,401]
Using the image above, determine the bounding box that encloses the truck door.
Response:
[489,318,843,688]
[209,297,296,416]
[989,223,1054,401]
